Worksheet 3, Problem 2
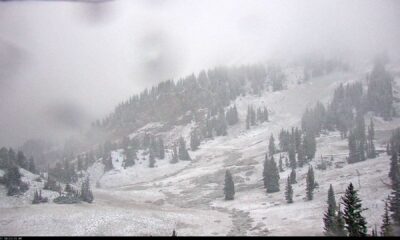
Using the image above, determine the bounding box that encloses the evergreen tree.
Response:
[289,168,297,184]
[149,150,155,168]
[367,118,376,159]
[266,156,280,193]
[303,133,316,161]
[103,155,113,172]
[16,151,28,170]
[263,106,269,122]
[348,131,359,164]
[178,137,191,161]
[32,189,40,204]
[341,182,368,237]
[288,145,296,169]
[190,131,200,151]
[390,163,400,225]
[216,109,228,136]
[123,148,136,168]
[278,157,284,172]
[246,107,250,130]
[262,154,269,189]
[170,146,179,164]
[381,197,393,236]
[158,137,165,159]
[80,176,94,203]
[335,204,347,236]
[28,156,36,174]
[268,134,276,156]
[306,165,315,200]
[389,150,399,186]
[285,177,293,203]
[323,184,337,236]
[224,170,235,200]
[297,141,305,167]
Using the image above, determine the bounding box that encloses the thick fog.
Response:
[0,0,399,147]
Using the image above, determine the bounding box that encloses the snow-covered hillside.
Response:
[1,65,399,236]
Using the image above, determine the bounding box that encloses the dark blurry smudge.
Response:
[75,0,116,25]
[44,101,89,130]
[0,38,25,89]
[135,29,182,85]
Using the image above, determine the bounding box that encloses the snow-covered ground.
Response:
[1,67,399,236]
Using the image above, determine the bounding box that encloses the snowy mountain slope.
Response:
[1,66,399,236]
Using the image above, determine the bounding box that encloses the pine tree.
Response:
[288,145,296,169]
[306,165,315,200]
[266,156,280,193]
[289,168,297,184]
[323,184,337,236]
[158,137,165,159]
[335,204,347,236]
[263,106,269,122]
[103,155,113,172]
[80,176,94,203]
[341,182,368,237]
[268,134,276,156]
[367,118,376,159]
[348,131,359,164]
[390,164,400,225]
[297,141,305,167]
[170,146,179,164]
[224,170,235,200]
[381,197,393,236]
[278,157,284,172]
[123,148,136,168]
[303,133,316,161]
[190,131,200,151]
[32,189,39,204]
[149,150,155,168]
[17,151,28,170]
[285,177,293,203]
[389,150,399,186]
[262,154,269,189]
[28,156,36,174]
[178,137,191,161]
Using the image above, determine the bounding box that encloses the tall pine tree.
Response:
[224,170,235,200]
[341,182,368,237]
[306,165,315,200]
[285,177,293,203]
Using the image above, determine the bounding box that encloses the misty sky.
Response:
[0,0,400,147]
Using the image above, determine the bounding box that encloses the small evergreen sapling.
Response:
[224,170,235,200]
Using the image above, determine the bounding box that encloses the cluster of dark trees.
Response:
[387,128,400,235]
[300,60,392,164]
[170,137,191,164]
[323,183,367,236]
[268,65,286,92]
[32,189,48,204]
[348,116,376,163]
[323,127,400,237]
[276,127,316,169]
[302,57,349,83]
[246,105,269,129]
[0,147,37,196]
[95,65,270,136]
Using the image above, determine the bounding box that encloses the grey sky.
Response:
[0,0,399,147]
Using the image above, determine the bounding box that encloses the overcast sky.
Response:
[0,0,400,147]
